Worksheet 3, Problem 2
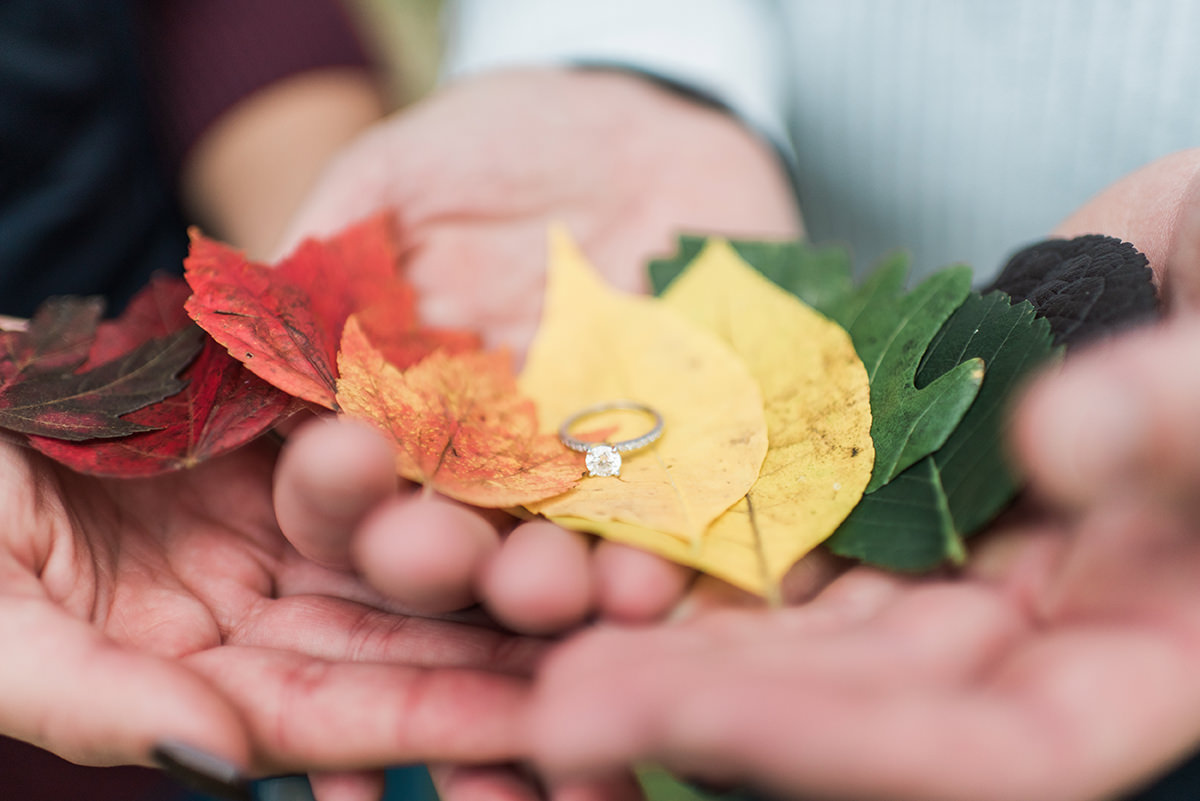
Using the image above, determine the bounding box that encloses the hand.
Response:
[0,435,540,795]
[520,149,1200,801]
[277,68,800,634]
[527,501,1200,801]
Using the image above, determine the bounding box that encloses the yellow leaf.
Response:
[520,228,768,542]
[561,240,874,597]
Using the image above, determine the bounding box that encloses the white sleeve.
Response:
[441,0,792,154]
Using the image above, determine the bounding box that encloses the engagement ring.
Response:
[558,401,664,477]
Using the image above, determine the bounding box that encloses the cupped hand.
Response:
[519,148,1200,801]
[527,499,1200,801]
[0,435,542,792]
[276,68,800,635]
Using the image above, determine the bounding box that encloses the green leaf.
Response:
[637,765,756,801]
[652,237,983,492]
[650,237,854,315]
[843,262,983,491]
[823,456,963,571]
[920,292,1059,534]
[828,292,1059,569]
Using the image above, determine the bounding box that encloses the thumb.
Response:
[1053,147,1200,291]
[0,594,251,778]
[1164,169,1200,314]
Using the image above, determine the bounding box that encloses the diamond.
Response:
[585,445,622,477]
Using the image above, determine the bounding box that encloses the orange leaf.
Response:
[185,215,478,408]
[335,316,580,507]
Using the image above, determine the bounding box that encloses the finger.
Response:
[275,417,399,569]
[0,595,250,771]
[781,549,851,605]
[1013,317,1200,508]
[548,772,644,801]
[310,770,386,801]
[230,594,545,675]
[1052,148,1200,286]
[592,542,692,623]
[351,494,500,614]
[1164,169,1200,313]
[431,764,544,801]
[186,646,530,772]
[480,522,594,635]
[529,616,1053,800]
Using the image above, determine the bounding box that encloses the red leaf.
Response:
[0,296,104,377]
[31,276,296,475]
[0,291,202,441]
[186,214,475,408]
[354,300,481,371]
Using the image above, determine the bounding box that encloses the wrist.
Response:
[181,68,387,258]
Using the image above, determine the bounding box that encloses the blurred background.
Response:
[353,0,443,107]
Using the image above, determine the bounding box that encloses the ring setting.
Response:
[559,401,664,477]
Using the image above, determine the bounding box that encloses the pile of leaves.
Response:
[1,217,1156,597]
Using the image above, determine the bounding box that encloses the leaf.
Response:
[30,276,296,476]
[336,316,580,507]
[820,258,986,491]
[651,235,856,317]
[353,299,482,371]
[652,241,873,595]
[654,238,984,492]
[827,292,1059,570]
[520,227,768,543]
[0,293,202,441]
[185,215,476,409]
[988,235,1160,349]
[0,296,104,376]
[820,456,962,571]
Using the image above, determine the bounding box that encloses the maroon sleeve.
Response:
[135,0,378,170]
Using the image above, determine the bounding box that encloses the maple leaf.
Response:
[0,292,202,441]
[185,215,478,409]
[336,316,579,508]
[31,276,296,476]
[0,295,104,376]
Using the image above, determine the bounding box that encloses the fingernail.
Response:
[152,740,252,801]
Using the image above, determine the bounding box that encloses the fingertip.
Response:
[530,630,663,782]
[480,522,594,635]
[309,770,386,801]
[351,494,499,614]
[430,764,543,801]
[275,417,399,569]
[1011,356,1141,507]
[592,543,691,624]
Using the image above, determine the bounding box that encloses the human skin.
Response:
[273,54,1200,798]
[0,435,541,782]
[521,152,1200,801]
[0,57,481,798]
[183,68,388,258]
[275,68,800,633]
[277,63,1200,800]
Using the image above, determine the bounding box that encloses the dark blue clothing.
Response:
[0,1,186,317]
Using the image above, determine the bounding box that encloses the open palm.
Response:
[0,435,538,781]
[529,493,1200,801]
